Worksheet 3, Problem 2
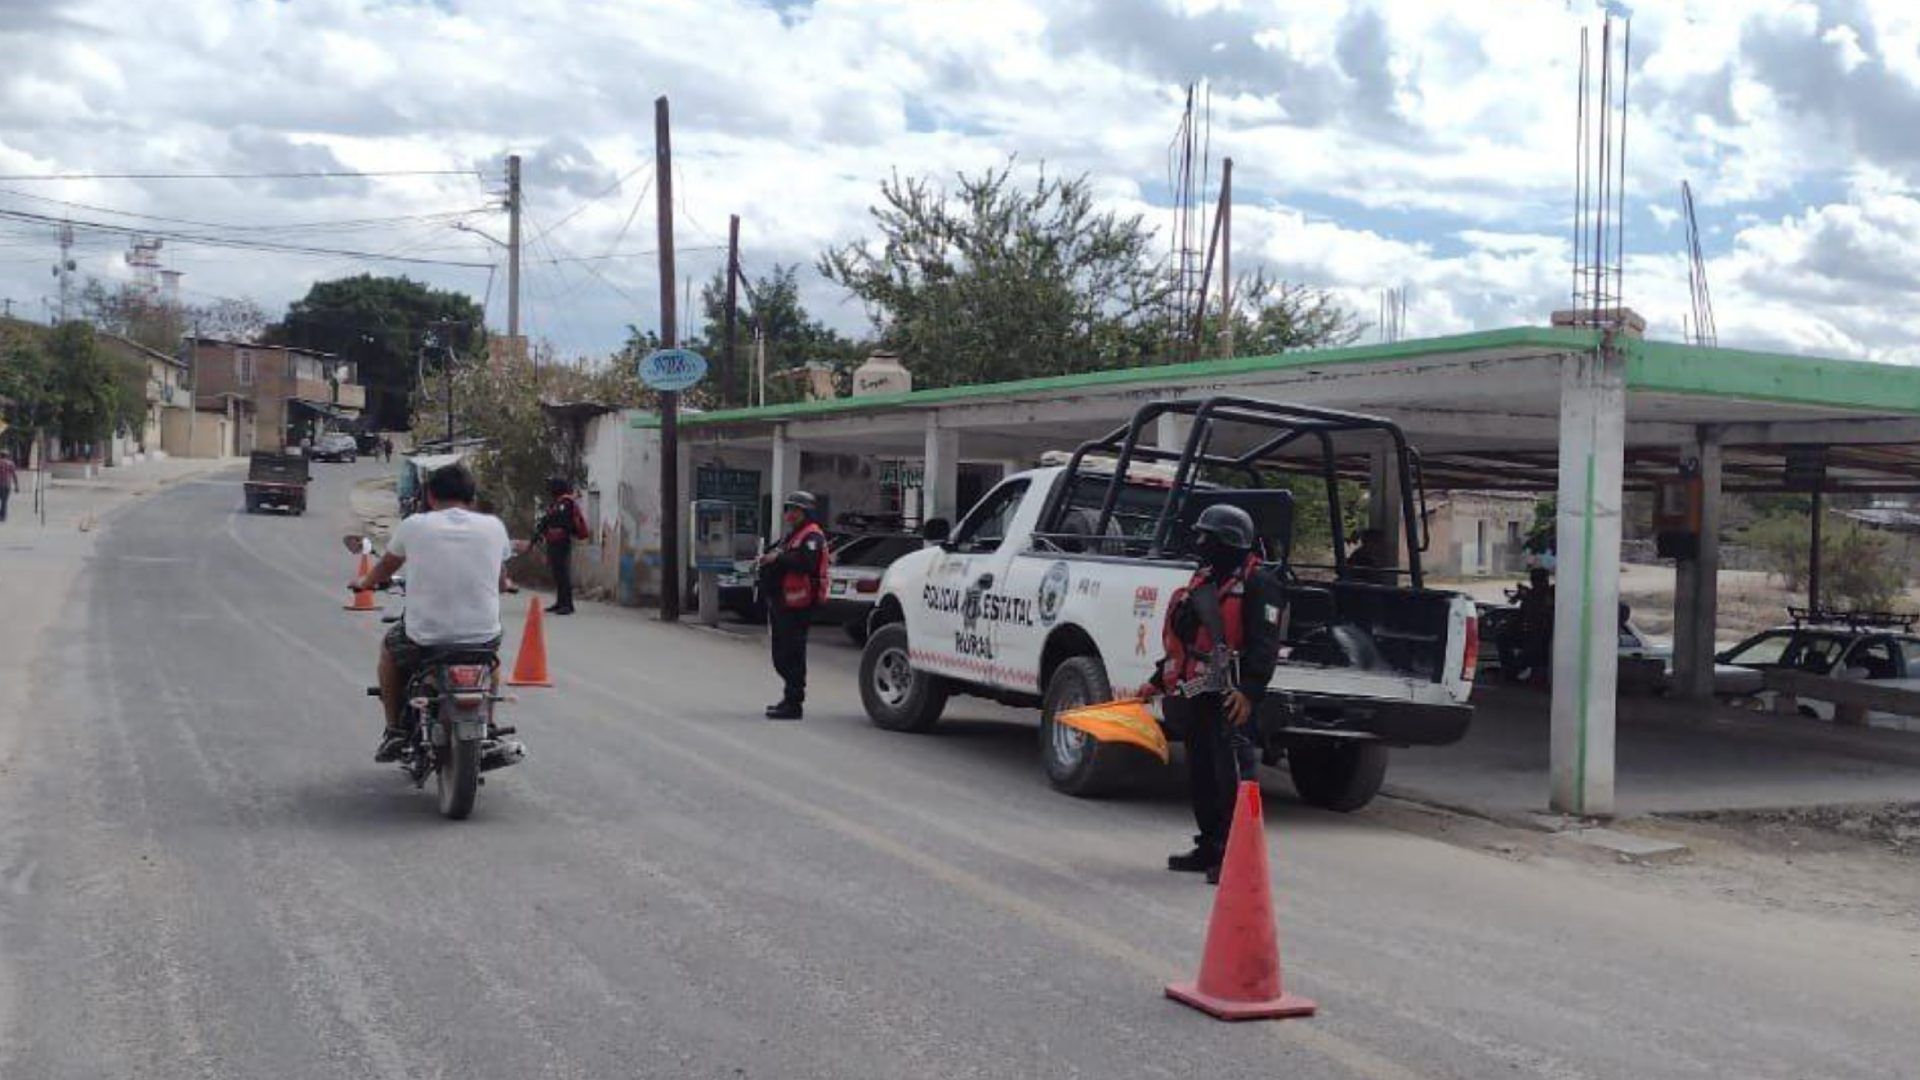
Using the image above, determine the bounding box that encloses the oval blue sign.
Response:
[638,348,708,392]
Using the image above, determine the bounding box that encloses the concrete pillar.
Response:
[769,424,801,545]
[1670,431,1723,700]
[1155,413,1193,454]
[1550,346,1626,817]
[924,418,959,524]
[1367,449,1405,570]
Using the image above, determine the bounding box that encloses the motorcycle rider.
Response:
[1138,504,1285,884]
[352,463,515,761]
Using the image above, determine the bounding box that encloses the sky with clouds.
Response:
[3,0,1919,365]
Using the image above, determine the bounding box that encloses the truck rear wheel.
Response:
[860,623,947,732]
[1039,655,1140,797]
[1287,740,1388,812]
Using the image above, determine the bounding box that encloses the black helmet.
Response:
[1191,504,1256,552]
[783,490,817,512]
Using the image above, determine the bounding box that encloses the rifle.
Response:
[1170,578,1241,698]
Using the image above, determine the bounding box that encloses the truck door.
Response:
[930,478,1032,684]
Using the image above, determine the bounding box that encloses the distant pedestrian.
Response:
[535,476,588,615]
[758,491,829,720]
[0,450,16,523]
[381,436,393,463]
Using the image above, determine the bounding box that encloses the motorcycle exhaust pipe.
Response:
[480,739,526,772]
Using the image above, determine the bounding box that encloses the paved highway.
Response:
[1,462,1915,1079]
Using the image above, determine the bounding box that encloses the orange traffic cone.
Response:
[344,552,380,613]
[506,597,553,687]
[1166,781,1316,1021]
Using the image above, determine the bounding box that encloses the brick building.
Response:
[187,337,366,451]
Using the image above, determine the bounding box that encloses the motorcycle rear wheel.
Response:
[437,738,480,819]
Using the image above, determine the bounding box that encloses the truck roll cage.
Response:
[1041,396,1428,590]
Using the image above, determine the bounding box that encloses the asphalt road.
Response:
[2,461,1916,1079]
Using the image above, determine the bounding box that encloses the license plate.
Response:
[830,581,849,596]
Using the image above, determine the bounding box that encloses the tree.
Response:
[821,162,1169,388]
[77,279,269,355]
[820,162,1363,390]
[697,263,863,405]
[76,279,185,354]
[0,332,55,458]
[448,341,652,534]
[266,275,484,430]
[45,323,142,446]
[1204,270,1364,356]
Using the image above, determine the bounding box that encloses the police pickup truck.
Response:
[858,397,1478,811]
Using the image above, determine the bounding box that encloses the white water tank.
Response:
[852,351,911,397]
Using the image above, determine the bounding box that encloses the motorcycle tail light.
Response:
[448,665,488,689]
[856,578,880,594]
[1461,614,1480,682]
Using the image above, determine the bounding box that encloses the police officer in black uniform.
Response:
[758,491,829,720]
[1139,504,1285,884]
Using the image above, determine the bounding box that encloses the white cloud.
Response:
[0,0,1918,367]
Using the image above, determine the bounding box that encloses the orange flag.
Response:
[1056,699,1169,763]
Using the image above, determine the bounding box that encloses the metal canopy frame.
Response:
[1051,396,1425,589]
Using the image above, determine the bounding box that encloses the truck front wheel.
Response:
[860,623,948,732]
[1287,740,1389,812]
[1039,655,1140,797]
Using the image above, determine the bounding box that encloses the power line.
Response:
[527,161,651,243]
[0,187,493,234]
[0,169,480,181]
[0,207,494,268]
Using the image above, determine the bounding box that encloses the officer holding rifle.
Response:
[1138,504,1286,884]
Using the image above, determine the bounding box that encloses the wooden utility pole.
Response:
[1218,157,1233,357]
[655,95,681,622]
[507,154,522,360]
[723,214,740,408]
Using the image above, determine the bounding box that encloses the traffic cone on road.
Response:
[1165,781,1316,1021]
[344,553,380,613]
[506,597,553,687]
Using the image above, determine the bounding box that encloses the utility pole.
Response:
[506,154,522,364]
[655,95,682,622]
[1218,157,1233,358]
[723,215,740,407]
[55,221,74,323]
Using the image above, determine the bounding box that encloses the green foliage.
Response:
[820,161,1362,388]
[1745,513,1810,589]
[0,331,55,454]
[1524,495,1557,555]
[693,263,865,406]
[1824,522,1905,610]
[448,344,652,536]
[39,322,141,445]
[267,275,484,430]
[821,162,1169,387]
[1196,269,1364,356]
[1744,511,1907,609]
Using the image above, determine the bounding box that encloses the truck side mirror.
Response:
[923,518,951,543]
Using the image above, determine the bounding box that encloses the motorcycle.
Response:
[346,536,527,819]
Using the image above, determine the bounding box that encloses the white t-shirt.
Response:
[388,507,513,645]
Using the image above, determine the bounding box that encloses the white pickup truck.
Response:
[857,397,1479,811]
